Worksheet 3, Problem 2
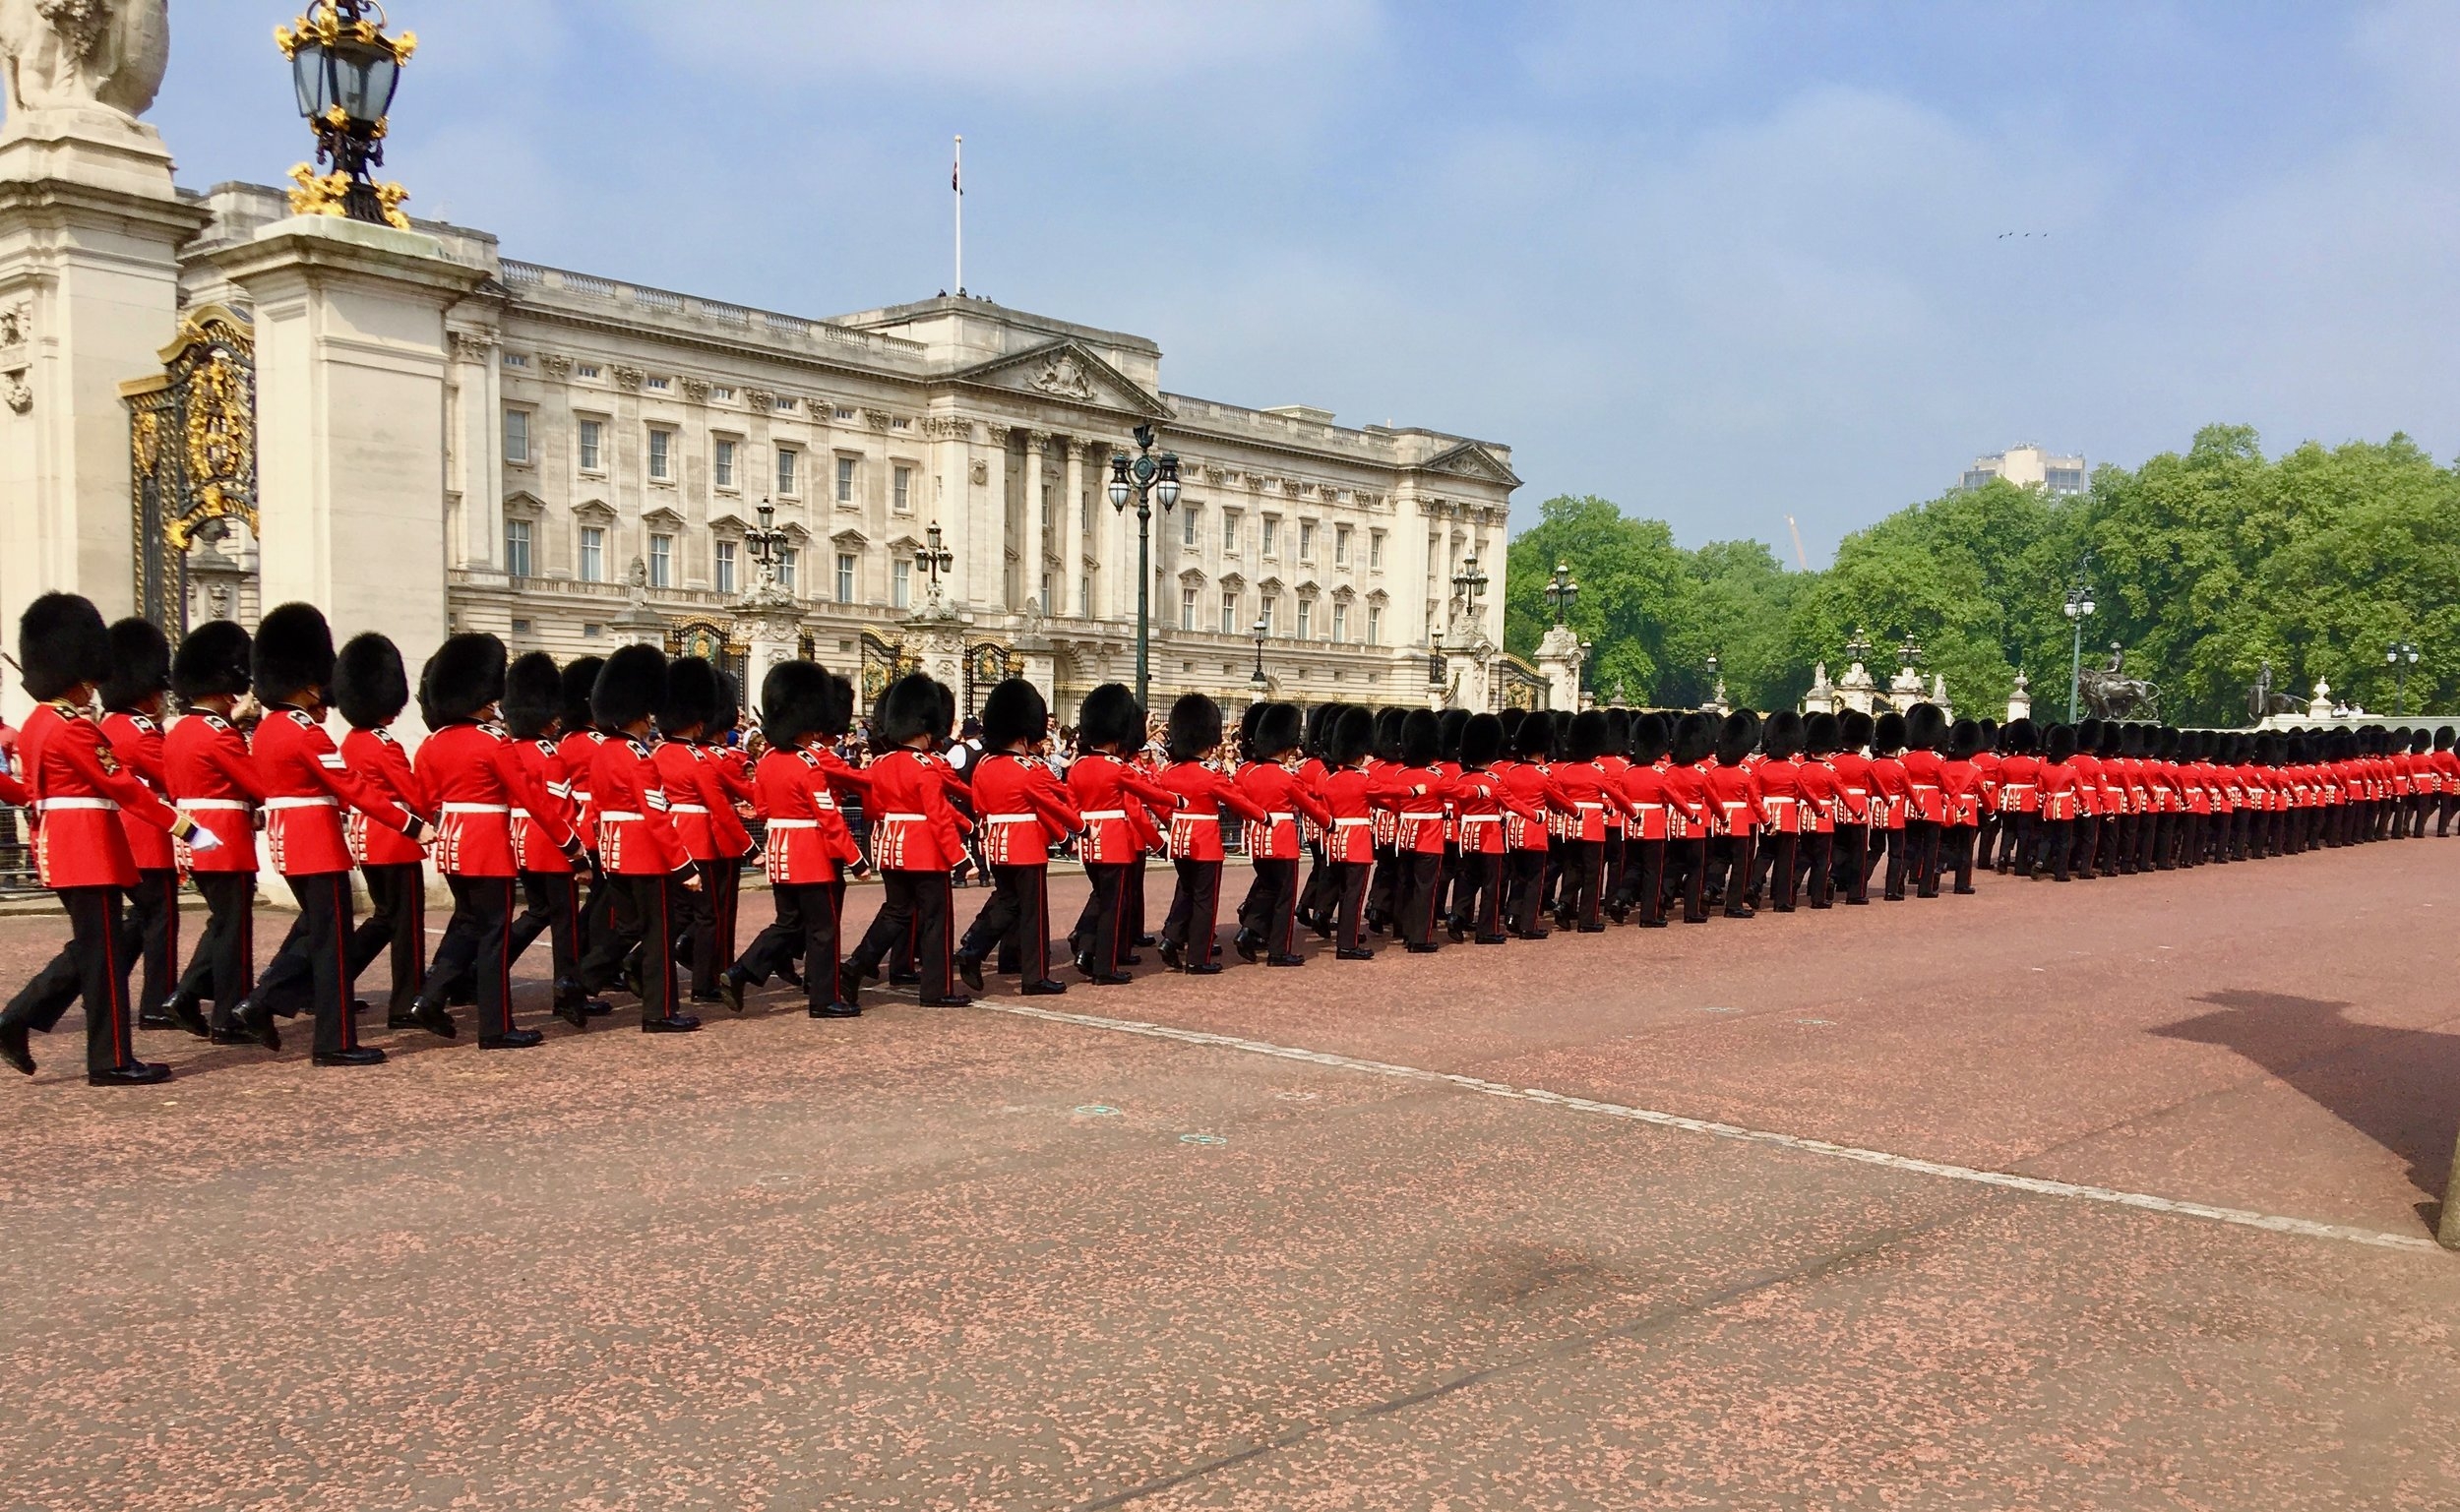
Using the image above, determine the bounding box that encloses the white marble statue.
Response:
[1,0,167,128]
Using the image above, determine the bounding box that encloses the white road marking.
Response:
[970,998,2444,1256]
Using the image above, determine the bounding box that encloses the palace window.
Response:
[503,518,532,578]
[1331,601,1348,642]
[502,408,530,464]
[648,533,673,588]
[892,559,911,609]
[1182,506,1200,548]
[776,547,798,592]
[1334,524,1351,566]
[1078,576,1090,617]
[1299,520,1316,561]
[577,363,601,380]
[711,386,735,401]
[646,376,670,392]
[647,428,674,482]
[776,447,799,496]
[713,438,738,490]
[1220,589,1239,635]
[1181,586,1198,630]
[579,526,605,583]
[577,418,604,473]
[835,553,855,604]
[501,352,527,369]
[836,455,857,503]
[1223,512,1241,552]
[1261,517,1279,557]
[1367,604,1383,644]
[1370,530,1385,569]
[893,465,913,513]
[714,540,736,594]
[1296,599,1313,639]
[1261,594,1278,635]
[833,406,855,421]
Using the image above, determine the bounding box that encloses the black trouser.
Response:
[1619,837,1667,923]
[1718,832,1757,916]
[126,868,178,1015]
[1668,836,1710,922]
[610,873,684,1023]
[1601,830,1629,918]
[1393,851,1444,946]
[1074,860,1135,976]
[1944,823,1978,892]
[1763,830,1801,910]
[1799,830,1834,908]
[1450,850,1507,937]
[1299,843,1336,927]
[675,858,729,998]
[1976,811,2002,871]
[1833,822,1871,901]
[1907,819,1941,897]
[1879,827,1908,899]
[179,871,258,1028]
[1542,836,1568,914]
[1122,856,1149,947]
[1162,858,1224,967]
[738,880,844,1009]
[2042,818,2076,880]
[427,874,518,1040]
[853,869,955,999]
[961,864,1054,984]
[1331,859,1372,949]
[2438,793,2457,836]
[578,855,615,960]
[1237,857,1301,958]
[261,872,363,1056]
[509,871,586,1005]
[1557,839,1604,927]
[345,861,425,1017]
[1367,845,1401,931]
[4,884,137,1073]
[1505,849,1550,936]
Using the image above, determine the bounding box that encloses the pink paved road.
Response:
[4,842,2459,1508]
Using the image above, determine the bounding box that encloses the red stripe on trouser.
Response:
[1200,866,1217,966]
[102,892,126,1064]
[336,876,355,1050]
[1033,873,1048,980]
[498,877,512,1035]
[1424,859,1442,941]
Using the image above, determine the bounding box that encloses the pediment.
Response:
[950,338,1172,419]
[1411,441,1522,488]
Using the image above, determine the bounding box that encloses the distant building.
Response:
[1960,444,2087,496]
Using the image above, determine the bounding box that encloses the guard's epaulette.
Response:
[287,708,315,727]
[377,728,400,745]
[534,738,557,756]
[479,724,507,742]
[628,737,651,756]
[797,750,821,768]
[202,713,230,732]
[131,714,157,734]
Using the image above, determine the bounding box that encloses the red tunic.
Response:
[1500,759,1568,852]
[1941,756,1984,825]
[1452,768,1540,854]
[19,702,185,889]
[1826,750,1874,826]
[2037,760,2082,820]
[1616,759,1673,841]
[1866,755,1910,830]
[700,743,758,859]
[1701,762,1767,835]
[1232,761,1330,861]
[1154,760,1265,861]
[510,738,577,875]
[1995,752,2041,814]
[592,734,689,876]
[557,730,608,844]
[755,746,864,885]
[163,710,264,873]
[416,721,575,878]
[341,726,428,868]
[1900,749,1946,824]
[1550,759,1633,842]
[1659,759,1710,841]
[256,705,420,877]
[100,710,174,873]
[866,747,968,873]
[1071,753,1177,865]
[972,752,1081,866]
[655,741,720,863]
[1754,755,1807,835]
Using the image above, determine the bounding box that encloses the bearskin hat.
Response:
[714,670,743,738]
[335,633,410,730]
[1872,709,1906,756]
[1713,708,1756,766]
[1167,692,1224,762]
[659,655,720,735]
[1460,711,1505,769]
[501,651,563,741]
[1840,707,1875,754]
[1948,717,1983,760]
[15,592,109,702]
[2044,722,2077,762]
[171,619,252,703]
[1762,709,1804,761]
[1399,707,1442,766]
[2413,728,2433,756]
[1514,707,1557,760]
[1243,699,1297,760]
[557,655,604,735]
[1438,706,1470,763]
[980,677,1048,751]
[99,616,172,713]
[590,643,667,732]
[1633,710,1675,763]
[1238,696,1272,761]
[251,602,336,706]
[1671,710,1715,766]
[1497,706,1527,745]
[879,672,955,748]
[1303,701,1341,760]
[1332,704,1377,766]
[1905,701,1947,752]
[1373,705,1408,763]
[1978,717,1999,748]
[421,633,507,727]
[759,660,831,749]
[1998,717,2034,755]
[2075,716,2104,754]
[1604,706,1631,757]
[1077,682,1142,754]
[2098,721,2123,758]
[1802,710,1840,758]
[2253,732,2278,764]
[2438,727,2456,753]
[1564,708,1609,762]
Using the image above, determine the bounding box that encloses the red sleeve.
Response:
[384,736,432,816]
[59,725,182,831]
[1211,770,1269,823]
[205,733,270,801]
[1120,767,1182,814]
[1026,764,1082,834]
[0,769,29,808]
[494,738,576,850]
[1285,771,1332,828]
[309,728,417,832]
[1498,780,1543,824]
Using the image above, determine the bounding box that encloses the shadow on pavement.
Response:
[2153,989,2460,1224]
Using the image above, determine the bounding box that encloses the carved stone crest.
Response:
[862,407,893,431]
[2,368,29,414]
[969,459,989,486]
[678,376,710,403]
[447,330,494,363]
[539,353,573,379]
[0,0,168,124]
[0,300,27,348]
[608,364,644,391]
[1028,350,1097,402]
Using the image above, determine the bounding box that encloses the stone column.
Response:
[973,422,1009,614]
[210,217,488,732]
[1021,430,1049,615]
[1063,437,1089,619]
[1536,623,1581,711]
[0,114,211,718]
[444,326,505,579]
[2005,671,2031,724]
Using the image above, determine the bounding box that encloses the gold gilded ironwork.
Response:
[276,3,417,65]
[122,307,258,631]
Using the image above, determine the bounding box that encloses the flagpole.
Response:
[953,134,963,295]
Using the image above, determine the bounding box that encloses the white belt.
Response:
[766,817,820,829]
[987,812,1039,823]
[1268,812,1294,821]
[1175,813,1218,822]
[181,798,250,812]
[442,802,511,815]
[670,803,711,815]
[1081,809,1128,820]
[37,797,118,812]
[264,796,338,811]
[572,789,593,803]
[1575,801,1604,810]
[511,807,532,819]
[1400,811,1444,821]
[1631,803,1663,812]
[1458,815,1500,825]
[880,812,927,821]
[1910,783,1938,791]
[1333,816,1373,827]
[598,810,644,822]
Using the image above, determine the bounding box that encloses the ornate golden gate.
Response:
[122,307,257,632]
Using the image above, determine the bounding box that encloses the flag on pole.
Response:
[953,137,962,194]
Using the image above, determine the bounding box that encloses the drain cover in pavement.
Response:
[1179,1133,1228,1146]
[1074,1104,1122,1117]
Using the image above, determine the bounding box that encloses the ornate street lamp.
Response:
[1428,629,1447,688]
[2388,639,2421,715]
[744,500,788,587]
[1452,554,1489,617]
[1250,616,1270,691]
[1543,561,1577,626]
[1107,423,1180,710]
[915,522,953,607]
[1843,628,1874,668]
[277,1,417,228]
[2061,554,2096,721]
[1578,638,1595,704]
[1896,633,1925,669]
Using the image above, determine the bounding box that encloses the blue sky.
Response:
[156,2,2460,563]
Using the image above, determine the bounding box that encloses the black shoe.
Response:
[312,1047,387,1066]
[1475,933,1510,944]
[1081,972,1132,987]
[1021,979,1069,996]
[838,965,865,1006]
[410,1001,458,1040]
[775,958,805,991]
[720,967,749,1014]
[207,1024,257,1046]
[479,1028,545,1050]
[810,1000,862,1018]
[1136,934,1157,947]
[643,1014,702,1034]
[89,1060,173,1085]
[555,998,591,1030]
[1576,923,1607,934]
[237,999,281,1053]
[1445,918,1468,943]
[1638,918,1671,928]
[1336,947,1377,961]
[1234,930,1262,964]
[1158,939,1184,971]
[956,954,986,994]
[1844,895,1871,905]
[1265,953,1306,967]
[387,1010,422,1031]
[163,996,210,1039]
[1405,942,1440,954]
[1187,962,1223,975]
[888,971,921,988]
[919,993,975,1006]
[1953,885,1977,895]
[620,960,646,999]
[1117,952,1143,966]
[1,1024,33,1076]
[138,1007,176,1031]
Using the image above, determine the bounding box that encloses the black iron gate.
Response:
[125,306,257,634]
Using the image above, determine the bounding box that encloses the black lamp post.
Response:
[1250,616,1269,693]
[277,1,416,227]
[1543,560,1577,625]
[914,522,953,605]
[2388,640,2421,715]
[1107,423,1180,710]
[1429,630,1447,689]
[1579,638,1595,701]
[744,500,788,588]
[1704,650,1721,709]
[2062,554,2096,721]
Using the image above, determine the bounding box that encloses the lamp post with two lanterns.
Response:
[277,1,417,227]
[2062,555,2097,722]
[1106,424,1181,711]
[1250,617,1270,695]
[2388,640,2421,715]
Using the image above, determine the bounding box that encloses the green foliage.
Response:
[1512,425,2460,724]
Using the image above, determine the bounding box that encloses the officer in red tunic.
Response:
[2,593,221,1083]
[1321,705,1428,957]
[1752,710,1807,912]
[498,650,603,1028]
[1940,717,1986,894]
[727,662,867,1016]
[99,617,184,1032]
[1068,683,1176,982]
[161,620,266,1039]
[2036,722,2083,880]
[1795,711,1843,909]
[651,657,729,1002]
[701,672,760,982]
[579,643,704,1031]
[554,656,614,962]
[1900,702,1948,898]
[1702,710,1766,918]
[1153,694,1267,974]
[1826,709,1875,903]
[1234,701,1333,966]
[239,604,430,1065]
[1550,710,1634,932]
[1292,701,1343,937]
[955,678,1081,996]
[843,674,972,1005]
[1659,712,1716,923]
[1447,711,1540,942]
[330,633,431,1031]
[1865,710,1911,900]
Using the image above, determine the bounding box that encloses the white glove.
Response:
[186,825,223,853]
